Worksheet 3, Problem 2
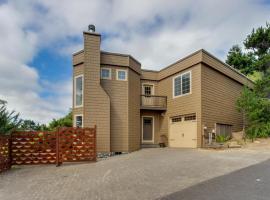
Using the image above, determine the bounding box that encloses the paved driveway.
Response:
[0,148,270,200]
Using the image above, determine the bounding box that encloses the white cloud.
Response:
[0,0,269,123]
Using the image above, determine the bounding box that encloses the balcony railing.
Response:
[140,95,167,110]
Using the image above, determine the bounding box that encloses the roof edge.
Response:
[101,51,141,65]
[201,49,254,84]
[73,49,84,56]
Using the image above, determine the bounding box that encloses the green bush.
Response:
[246,122,270,140]
[237,84,270,140]
[216,135,230,143]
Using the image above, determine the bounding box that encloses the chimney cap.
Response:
[88,24,95,32]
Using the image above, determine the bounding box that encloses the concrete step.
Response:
[141,144,160,148]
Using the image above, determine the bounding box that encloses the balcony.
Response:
[140,95,167,111]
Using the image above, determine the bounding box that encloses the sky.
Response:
[0,0,269,123]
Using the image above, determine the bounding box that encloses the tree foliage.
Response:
[226,22,270,76]
[19,120,49,131]
[47,111,72,130]
[18,111,73,131]
[0,101,22,135]
[226,45,255,75]
[232,23,270,140]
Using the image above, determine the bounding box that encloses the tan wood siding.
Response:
[141,70,159,80]
[101,53,129,67]
[158,51,202,80]
[129,57,141,75]
[101,66,129,152]
[83,32,110,152]
[201,64,244,145]
[202,51,254,88]
[128,69,141,151]
[73,51,84,66]
[158,64,202,147]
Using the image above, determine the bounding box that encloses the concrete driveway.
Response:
[0,147,270,200]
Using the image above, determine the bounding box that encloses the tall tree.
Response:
[226,45,255,75]
[232,23,270,139]
[0,102,22,135]
[226,22,270,76]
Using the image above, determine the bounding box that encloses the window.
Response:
[172,116,182,123]
[74,75,83,107]
[173,71,191,98]
[143,85,153,95]
[184,114,196,121]
[116,69,127,81]
[74,115,83,127]
[101,68,111,79]
[216,123,232,136]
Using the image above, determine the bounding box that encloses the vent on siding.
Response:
[216,123,232,136]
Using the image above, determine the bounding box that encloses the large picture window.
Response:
[173,71,191,98]
[74,75,83,107]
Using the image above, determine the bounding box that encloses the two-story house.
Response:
[72,27,253,153]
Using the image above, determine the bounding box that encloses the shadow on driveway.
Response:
[158,159,270,200]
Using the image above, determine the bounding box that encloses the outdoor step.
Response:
[141,144,160,148]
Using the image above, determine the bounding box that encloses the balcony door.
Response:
[143,84,154,96]
[142,84,154,106]
[142,116,154,143]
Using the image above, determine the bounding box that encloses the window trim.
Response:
[74,114,83,128]
[172,71,192,98]
[142,83,155,95]
[74,75,84,108]
[100,67,112,80]
[116,69,128,81]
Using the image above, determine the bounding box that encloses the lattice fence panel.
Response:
[0,136,11,173]
[11,131,57,165]
[59,127,96,162]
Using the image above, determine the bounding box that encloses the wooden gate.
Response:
[57,127,96,165]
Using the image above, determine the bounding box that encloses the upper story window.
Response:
[173,71,191,98]
[101,68,111,79]
[74,75,83,107]
[116,69,127,81]
[143,84,154,95]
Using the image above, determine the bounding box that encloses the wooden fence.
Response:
[0,127,96,173]
[0,136,11,173]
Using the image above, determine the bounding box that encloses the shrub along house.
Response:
[72,26,253,153]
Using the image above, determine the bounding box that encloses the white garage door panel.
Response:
[169,119,197,148]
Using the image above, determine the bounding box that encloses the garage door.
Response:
[169,114,197,148]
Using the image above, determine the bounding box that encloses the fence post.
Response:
[8,135,12,169]
[94,125,97,162]
[56,128,61,167]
